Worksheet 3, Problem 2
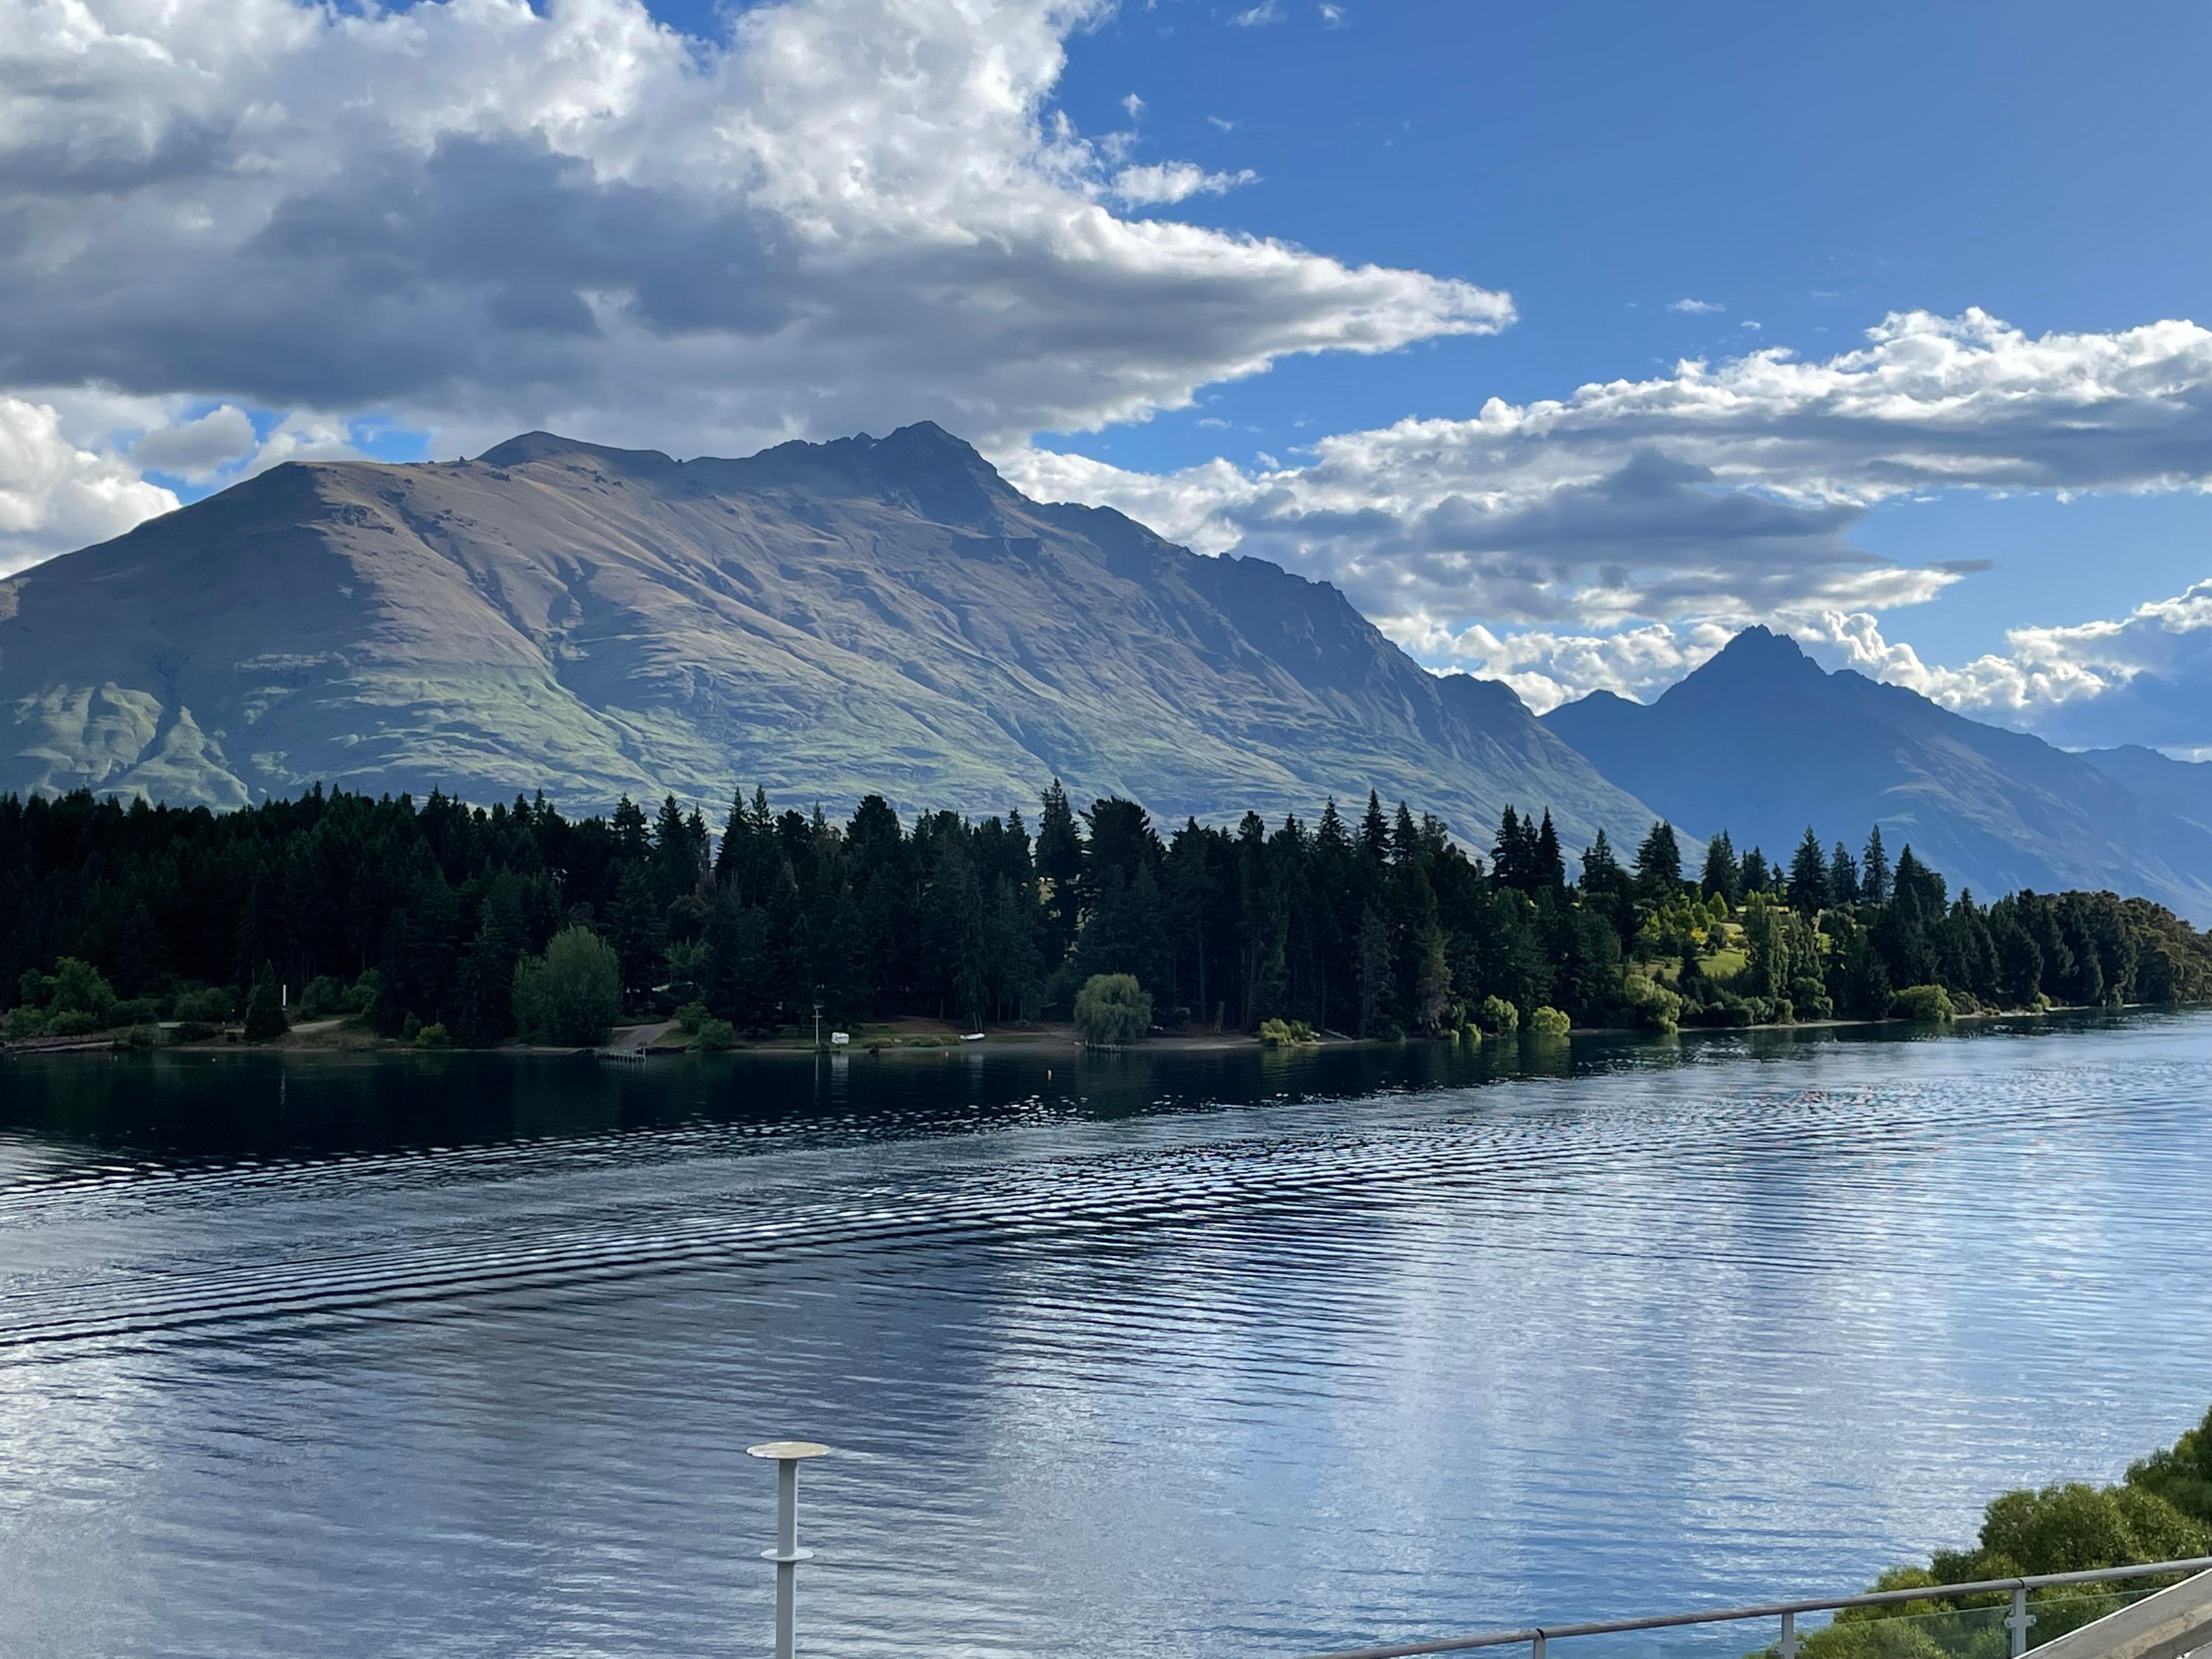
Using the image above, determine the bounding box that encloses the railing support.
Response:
[748,1439,831,1659]
[2007,1585,2036,1658]
[1779,1610,1800,1659]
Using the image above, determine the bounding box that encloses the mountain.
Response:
[1541,627,2212,921]
[2080,744,2212,836]
[0,421,1657,849]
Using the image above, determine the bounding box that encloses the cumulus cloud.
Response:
[0,0,1509,471]
[1231,3,1285,25]
[1005,309,2212,662]
[1668,298,1724,314]
[0,397,178,571]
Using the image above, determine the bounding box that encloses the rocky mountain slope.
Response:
[0,422,1658,849]
[1542,627,2212,919]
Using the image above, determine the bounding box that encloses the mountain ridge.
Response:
[0,423,1660,853]
[1542,627,2212,919]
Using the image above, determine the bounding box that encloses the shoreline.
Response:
[4,1001,2183,1062]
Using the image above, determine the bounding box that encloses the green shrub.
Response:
[5,1005,47,1041]
[173,986,236,1024]
[297,976,348,1019]
[512,926,623,1046]
[1528,1005,1572,1038]
[242,979,288,1042]
[1892,984,1956,1024]
[343,971,382,1014]
[1073,973,1150,1047]
[695,1018,737,1051]
[1621,974,1683,1034]
[675,1000,709,1035]
[44,1009,98,1037]
[173,1021,219,1043]
[1791,975,1835,1020]
[1477,995,1519,1035]
[103,996,163,1029]
[2129,1403,2212,1524]
[413,1022,451,1048]
[1257,1017,1317,1047]
[45,957,117,1019]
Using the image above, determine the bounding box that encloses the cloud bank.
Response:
[0,0,1507,565]
[1003,308,2212,741]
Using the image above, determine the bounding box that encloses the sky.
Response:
[5,0,2212,752]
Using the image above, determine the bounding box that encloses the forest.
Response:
[2,781,2210,1046]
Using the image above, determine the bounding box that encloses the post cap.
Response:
[747,1440,832,1460]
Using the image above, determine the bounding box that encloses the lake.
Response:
[2,1015,2209,1659]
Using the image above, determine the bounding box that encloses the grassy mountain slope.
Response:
[0,422,1657,848]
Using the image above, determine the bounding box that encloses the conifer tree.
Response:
[1492,805,1526,889]
[1740,846,1770,895]
[1533,810,1566,889]
[1829,841,1860,906]
[1635,821,1683,900]
[1700,830,1740,905]
[1861,825,1892,905]
[1359,791,1391,865]
[1788,827,1831,912]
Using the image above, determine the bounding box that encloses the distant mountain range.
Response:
[1543,627,2212,920]
[0,422,1656,852]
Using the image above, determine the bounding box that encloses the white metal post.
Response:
[2007,1587,2035,1658]
[1780,1610,1801,1659]
[748,1440,830,1659]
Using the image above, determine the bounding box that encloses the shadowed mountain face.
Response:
[0,422,1657,847]
[1542,627,2212,920]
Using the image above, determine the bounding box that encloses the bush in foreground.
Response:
[513,926,623,1047]
[1074,974,1150,1047]
[1892,984,1956,1024]
[1528,1005,1572,1038]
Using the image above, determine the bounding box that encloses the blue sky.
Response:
[8,0,2212,747]
[1036,0,2212,667]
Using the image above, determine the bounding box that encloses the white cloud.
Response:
[0,0,1508,486]
[1006,310,2212,638]
[1231,2,1284,24]
[0,397,178,572]
[1121,92,1145,119]
[1206,114,1238,131]
[1109,161,1259,205]
[1668,298,1725,314]
[1319,4,1346,24]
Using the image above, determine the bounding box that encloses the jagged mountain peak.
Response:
[1542,626,2212,919]
[0,423,1658,853]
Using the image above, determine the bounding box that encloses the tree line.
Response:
[2,782,2209,1045]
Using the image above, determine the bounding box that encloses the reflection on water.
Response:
[1,1015,2209,1659]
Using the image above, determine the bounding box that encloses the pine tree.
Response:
[1829,841,1860,906]
[1359,791,1391,865]
[1700,830,1740,905]
[1740,846,1770,895]
[1634,821,1683,900]
[1861,825,1892,905]
[1533,810,1566,889]
[1787,827,1831,913]
[1492,805,1526,889]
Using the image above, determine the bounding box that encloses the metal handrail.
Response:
[1294,1555,2212,1659]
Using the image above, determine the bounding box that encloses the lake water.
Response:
[2,1015,2209,1659]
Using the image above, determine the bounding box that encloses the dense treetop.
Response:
[2,782,2209,1046]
